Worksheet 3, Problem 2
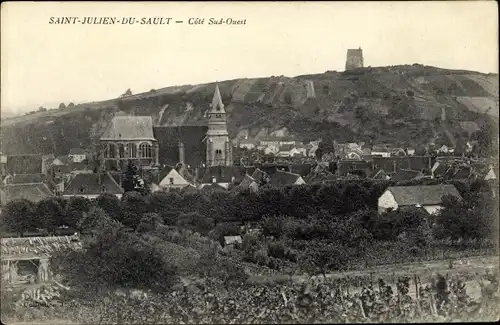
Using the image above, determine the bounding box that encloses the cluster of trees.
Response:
[2,177,497,280]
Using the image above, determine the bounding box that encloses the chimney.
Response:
[179,142,185,165]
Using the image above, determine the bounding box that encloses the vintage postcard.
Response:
[1,1,499,324]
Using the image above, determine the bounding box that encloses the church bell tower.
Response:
[206,83,233,166]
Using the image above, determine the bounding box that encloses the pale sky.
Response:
[1,1,498,114]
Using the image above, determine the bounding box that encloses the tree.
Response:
[1,199,37,236]
[68,102,75,107]
[36,198,65,234]
[95,193,122,221]
[59,103,66,109]
[120,191,147,230]
[177,212,214,236]
[316,140,335,160]
[121,160,146,194]
[65,196,92,230]
[38,106,47,112]
[136,212,163,234]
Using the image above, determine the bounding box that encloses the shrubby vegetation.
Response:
[1,178,498,323]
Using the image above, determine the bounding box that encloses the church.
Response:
[98,83,233,172]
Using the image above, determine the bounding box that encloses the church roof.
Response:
[208,84,225,114]
[153,126,208,168]
[100,116,156,141]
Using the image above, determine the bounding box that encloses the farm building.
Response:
[378,184,462,215]
[1,235,81,285]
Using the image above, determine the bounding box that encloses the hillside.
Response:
[1,64,498,156]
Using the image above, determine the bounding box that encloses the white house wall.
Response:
[423,205,443,215]
[378,190,398,214]
[159,169,190,188]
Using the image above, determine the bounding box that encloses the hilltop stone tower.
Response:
[206,84,233,167]
[345,47,364,71]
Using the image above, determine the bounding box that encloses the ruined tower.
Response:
[206,84,233,167]
[345,47,364,71]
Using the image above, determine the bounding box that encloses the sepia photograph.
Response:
[0,1,499,324]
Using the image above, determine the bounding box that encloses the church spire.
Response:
[209,83,225,113]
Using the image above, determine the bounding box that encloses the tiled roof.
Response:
[69,162,89,171]
[100,116,156,141]
[3,183,53,203]
[237,174,257,190]
[337,160,373,177]
[63,173,123,196]
[289,164,313,177]
[391,169,424,182]
[69,148,86,155]
[387,184,462,206]
[153,126,208,168]
[372,169,389,180]
[200,166,236,184]
[268,170,302,187]
[279,144,295,152]
[373,156,434,174]
[4,173,45,184]
[451,166,474,180]
[6,155,43,174]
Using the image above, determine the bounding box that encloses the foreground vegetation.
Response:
[1,178,498,323]
[2,267,499,324]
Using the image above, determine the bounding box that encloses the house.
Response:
[450,166,477,181]
[223,235,242,249]
[371,145,391,158]
[345,151,362,160]
[2,183,53,204]
[68,148,87,163]
[198,166,239,190]
[62,173,124,199]
[3,173,46,185]
[6,155,43,175]
[236,174,259,192]
[157,166,193,191]
[407,148,416,156]
[438,145,452,154]
[277,144,295,158]
[264,144,280,155]
[378,184,462,215]
[52,155,72,166]
[268,170,306,187]
[259,136,296,147]
[372,169,390,180]
[373,156,434,174]
[290,143,307,157]
[390,148,407,157]
[391,169,425,182]
[239,138,258,150]
[337,160,373,178]
[484,165,497,181]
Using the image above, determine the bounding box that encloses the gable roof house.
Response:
[68,148,87,162]
[371,145,391,158]
[6,155,43,175]
[236,174,259,193]
[390,148,407,157]
[372,169,390,180]
[156,165,196,191]
[390,169,425,183]
[268,170,306,188]
[378,184,462,215]
[337,160,373,178]
[2,183,53,205]
[484,165,498,181]
[277,144,295,158]
[62,173,124,199]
